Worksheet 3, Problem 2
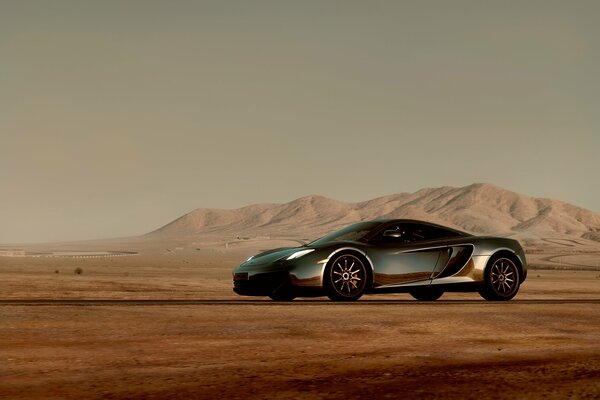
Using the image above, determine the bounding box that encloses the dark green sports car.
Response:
[233,219,527,301]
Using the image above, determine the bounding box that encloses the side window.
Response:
[405,224,460,242]
[377,223,461,244]
[408,225,427,242]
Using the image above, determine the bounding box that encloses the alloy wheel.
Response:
[328,254,367,300]
[490,258,518,295]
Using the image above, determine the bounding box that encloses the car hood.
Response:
[243,246,303,266]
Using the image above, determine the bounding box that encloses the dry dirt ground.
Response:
[1,238,599,399]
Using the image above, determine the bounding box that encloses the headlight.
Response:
[286,249,315,260]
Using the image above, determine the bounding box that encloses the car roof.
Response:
[366,219,470,236]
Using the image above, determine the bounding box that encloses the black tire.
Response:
[268,279,296,301]
[324,253,369,301]
[268,292,296,301]
[410,287,444,301]
[479,256,521,301]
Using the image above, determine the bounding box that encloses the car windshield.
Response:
[308,221,382,246]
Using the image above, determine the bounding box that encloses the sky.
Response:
[1,0,598,243]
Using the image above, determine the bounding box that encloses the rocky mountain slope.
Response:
[148,184,600,245]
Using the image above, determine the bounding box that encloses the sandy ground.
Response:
[1,238,599,399]
[1,302,599,399]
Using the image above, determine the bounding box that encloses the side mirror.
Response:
[383,229,403,238]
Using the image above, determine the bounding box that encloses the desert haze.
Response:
[1,183,599,399]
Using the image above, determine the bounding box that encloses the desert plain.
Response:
[2,185,600,399]
[1,233,599,400]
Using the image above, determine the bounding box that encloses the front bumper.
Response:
[233,270,290,296]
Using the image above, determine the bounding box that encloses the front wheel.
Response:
[324,253,368,301]
[479,256,520,301]
[269,280,296,301]
[410,287,444,301]
[268,292,296,301]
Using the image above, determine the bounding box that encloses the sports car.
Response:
[232,219,527,301]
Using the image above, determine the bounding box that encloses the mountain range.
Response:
[148,183,600,246]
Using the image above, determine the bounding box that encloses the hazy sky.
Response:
[1,1,598,243]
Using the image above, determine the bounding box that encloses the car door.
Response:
[366,223,449,287]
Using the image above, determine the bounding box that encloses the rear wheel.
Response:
[325,253,368,301]
[479,256,520,301]
[410,287,444,301]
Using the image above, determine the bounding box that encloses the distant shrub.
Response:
[54,270,59,274]
[74,267,83,275]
